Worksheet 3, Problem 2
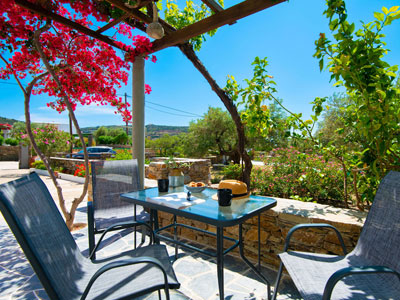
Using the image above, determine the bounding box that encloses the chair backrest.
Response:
[0,172,89,299]
[91,159,140,214]
[352,171,400,272]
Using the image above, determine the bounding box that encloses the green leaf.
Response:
[374,12,385,21]
[388,6,400,13]
[382,7,389,15]
[391,12,400,20]
[319,59,324,72]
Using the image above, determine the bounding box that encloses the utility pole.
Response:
[125,92,129,136]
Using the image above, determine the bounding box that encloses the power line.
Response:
[146,99,202,117]
[118,93,202,117]
[146,102,196,118]
[0,82,202,118]
[145,105,198,118]
[0,80,26,87]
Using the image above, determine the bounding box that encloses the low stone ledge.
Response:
[157,196,367,268]
[145,158,211,184]
[49,157,102,174]
[0,145,19,161]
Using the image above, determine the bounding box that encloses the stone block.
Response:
[245,228,269,244]
[323,241,346,255]
[278,213,310,224]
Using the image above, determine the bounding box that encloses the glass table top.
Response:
[121,186,277,227]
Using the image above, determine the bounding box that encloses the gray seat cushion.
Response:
[80,245,179,300]
[0,173,179,300]
[280,251,400,300]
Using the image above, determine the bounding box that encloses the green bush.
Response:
[5,138,18,146]
[221,164,243,180]
[97,135,114,145]
[113,132,128,145]
[108,149,132,160]
[31,160,46,170]
[0,135,3,145]
[251,147,345,205]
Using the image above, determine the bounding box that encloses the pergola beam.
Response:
[105,0,152,24]
[201,0,223,13]
[14,0,126,51]
[96,13,130,33]
[152,0,286,53]
[132,0,154,9]
[105,0,176,34]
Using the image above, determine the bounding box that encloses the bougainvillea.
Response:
[0,0,156,122]
[0,0,157,230]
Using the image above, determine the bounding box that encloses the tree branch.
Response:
[33,20,90,230]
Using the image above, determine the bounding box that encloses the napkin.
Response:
[146,192,205,209]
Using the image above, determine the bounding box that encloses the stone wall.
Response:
[50,157,91,174]
[0,146,19,161]
[157,197,366,268]
[146,158,211,184]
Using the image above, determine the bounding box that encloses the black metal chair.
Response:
[88,159,150,259]
[0,172,179,300]
[273,171,400,300]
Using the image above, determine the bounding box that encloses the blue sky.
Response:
[1,0,399,128]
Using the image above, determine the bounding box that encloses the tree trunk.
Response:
[178,43,252,189]
[33,22,90,230]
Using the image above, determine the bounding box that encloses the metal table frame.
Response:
[121,187,277,300]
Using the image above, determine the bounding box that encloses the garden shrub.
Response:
[108,149,132,160]
[97,135,114,145]
[5,138,18,146]
[251,147,345,205]
[113,132,128,145]
[0,136,3,145]
[221,164,243,181]
[31,160,46,170]
[16,124,70,157]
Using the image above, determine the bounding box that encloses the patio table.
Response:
[121,186,277,300]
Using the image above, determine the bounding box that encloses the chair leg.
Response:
[88,228,96,260]
[141,226,147,244]
[272,262,284,300]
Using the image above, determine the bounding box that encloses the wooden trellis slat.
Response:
[14,0,125,51]
[151,0,286,52]
[201,0,223,13]
[96,13,130,33]
[15,0,286,55]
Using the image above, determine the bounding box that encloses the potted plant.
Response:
[164,157,191,187]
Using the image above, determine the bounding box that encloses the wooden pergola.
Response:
[15,0,286,187]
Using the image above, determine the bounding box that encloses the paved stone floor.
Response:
[0,162,301,300]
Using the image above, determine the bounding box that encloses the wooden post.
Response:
[132,56,145,189]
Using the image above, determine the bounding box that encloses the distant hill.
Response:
[0,117,188,139]
[0,116,21,125]
[81,124,188,139]
[145,124,188,139]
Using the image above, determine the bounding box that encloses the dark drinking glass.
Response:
[157,179,169,193]
[218,188,232,206]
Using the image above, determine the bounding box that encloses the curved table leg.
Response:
[217,226,224,300]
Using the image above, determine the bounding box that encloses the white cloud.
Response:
[74,105,117,115]
[27,113,69,125]
[38,104,119,116]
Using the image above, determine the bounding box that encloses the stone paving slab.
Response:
[0,161,301,300]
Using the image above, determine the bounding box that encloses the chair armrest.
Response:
[322,266,400,300]
[284,223,347,255]
[89,221,155,259]
[81,256,170,300]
